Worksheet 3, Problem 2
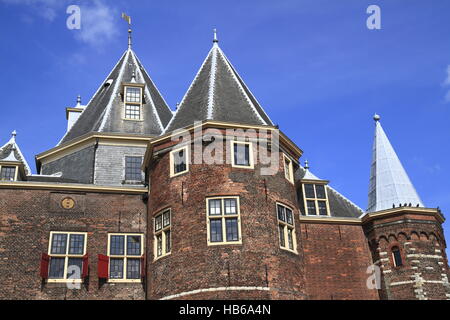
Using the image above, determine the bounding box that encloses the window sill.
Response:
[207,241,243,246]
[154,252,171,262]
[231,164,254,170]
[122,180,144,185]
[280,247,298,255]
[122,118,144,122]
[47,279,83,283]
[107,279,143,283]
[170,170,189,178]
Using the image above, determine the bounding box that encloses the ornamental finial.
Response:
[305,159,309,170]
[213,28,218,44]
[76,94,81,105]
[373,113,380,122]
[121,13,132,49]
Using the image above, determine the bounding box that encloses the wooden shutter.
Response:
[40,253,50,279]
[140,254,146,279]
[82,254,89,278]
[97,254,109,279]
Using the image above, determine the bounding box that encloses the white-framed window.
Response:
[206,196,242,245]
[302,183,330,216]
[124,86,142,120]
[170,146,189,177]
[154,209,171,260]
[277,203,297,253]
[231,140,254,169]
[124,156,143,182]
[47,231,87,282]
[283,154,294,184]
[0,165,17,181]
[107,233,144,282]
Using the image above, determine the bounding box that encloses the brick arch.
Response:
[420,232,429,241]
[410,231,420,240]
[388,234,398,243]
[397,232,408,241]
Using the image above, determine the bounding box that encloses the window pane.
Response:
[318,201,328,216]
[163,210,171,227]
[307,200,317,215]
[173,149,187,174]
[165,230,171,253]
[0,166,16,181]
[286,208,293,225]
[208,199,222,215]
[125,156,142,181]
[279,225,285,248]
[155,215,162,231]
[67,258,83,279]
[68,234,84,255]
[127,235,141,256]
[315,185,326,199]
[224,198,237,215]
[287,228,294,250]
[225,218,239,241]
[126,87,141,103]
[126,259,141,279]
[234,143,250,166]
[284,158,291,179]
[110,235,125,255]
[277,205,286,222]
[392,247,403,267]
[304,184,315,198]
[51,233,68,254]
[156,234,163,257]
[109,258,124,279]
[210,219,223,242]
[125,104,140,119]
[49,257,65,279]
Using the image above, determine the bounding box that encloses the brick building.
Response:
[0,29,448,300]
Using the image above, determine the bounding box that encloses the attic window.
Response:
[231,141,254,169]
[0,166,16,181]
[302,183,330,216]
[124,86,143,120]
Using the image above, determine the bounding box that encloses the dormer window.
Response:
[123,85,143,120]
[0,166,16,181]
[283,154,294,184]
[302,183,330,216]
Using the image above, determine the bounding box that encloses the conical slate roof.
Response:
[164,38,274,133]
[367,115,424,212]
[59,48,172,145]
[0,131,31,175]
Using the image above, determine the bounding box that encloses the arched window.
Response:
[392,246,403,267]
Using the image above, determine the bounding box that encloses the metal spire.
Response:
[213,28,218,44]
[121,13,132,49]
[304,159,309,170]
[367,115,424,212]
[76,95,81,106]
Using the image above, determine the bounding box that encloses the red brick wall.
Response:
[300,223,380,300]
[0,188,147,300]
[147,136,307,300]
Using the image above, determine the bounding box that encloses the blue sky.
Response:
[0,0,449,251]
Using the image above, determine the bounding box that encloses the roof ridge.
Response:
[57,50,129,146]
[216,47,267,125]
[217,47,273,126]
[98,50,131,132]
[163,46,215,134]
[130,51,164,132]
[206,46,218,120]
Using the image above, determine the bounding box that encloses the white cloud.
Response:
[444,65,450,103]
[75,0,119,48]
[1,0,119,48]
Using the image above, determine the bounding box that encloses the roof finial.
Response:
[305,159,309,170]
[121,13,132,49]
[131,69,136,83]
[213,28,218,44]
[373,113,381,122]
[76,94,81,105]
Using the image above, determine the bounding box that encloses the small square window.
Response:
[209,199,222,216]
[316,185,326,199]
[170,147,189,177]
[318,201,328,216]
[126,87,141,103]
[306,200,317,215]
[0,166,16,181]
[125,104,141,120]
[304,184,315,198]
[125,156,142,182]
[233,142,251,167]
[110,235,125,255]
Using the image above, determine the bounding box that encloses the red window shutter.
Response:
[40,253,50,279]
[97,254,109,279]
[82,254,89,278]
[141,254,146,279]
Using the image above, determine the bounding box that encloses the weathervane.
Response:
[122,12,132,49]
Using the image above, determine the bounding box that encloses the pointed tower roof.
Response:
[164,30,274,133]
[367,114,424,212]
[0,130,31,175]
[58,44,172,145]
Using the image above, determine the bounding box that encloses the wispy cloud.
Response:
[1,0,119,48]
[443,65,450,103]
